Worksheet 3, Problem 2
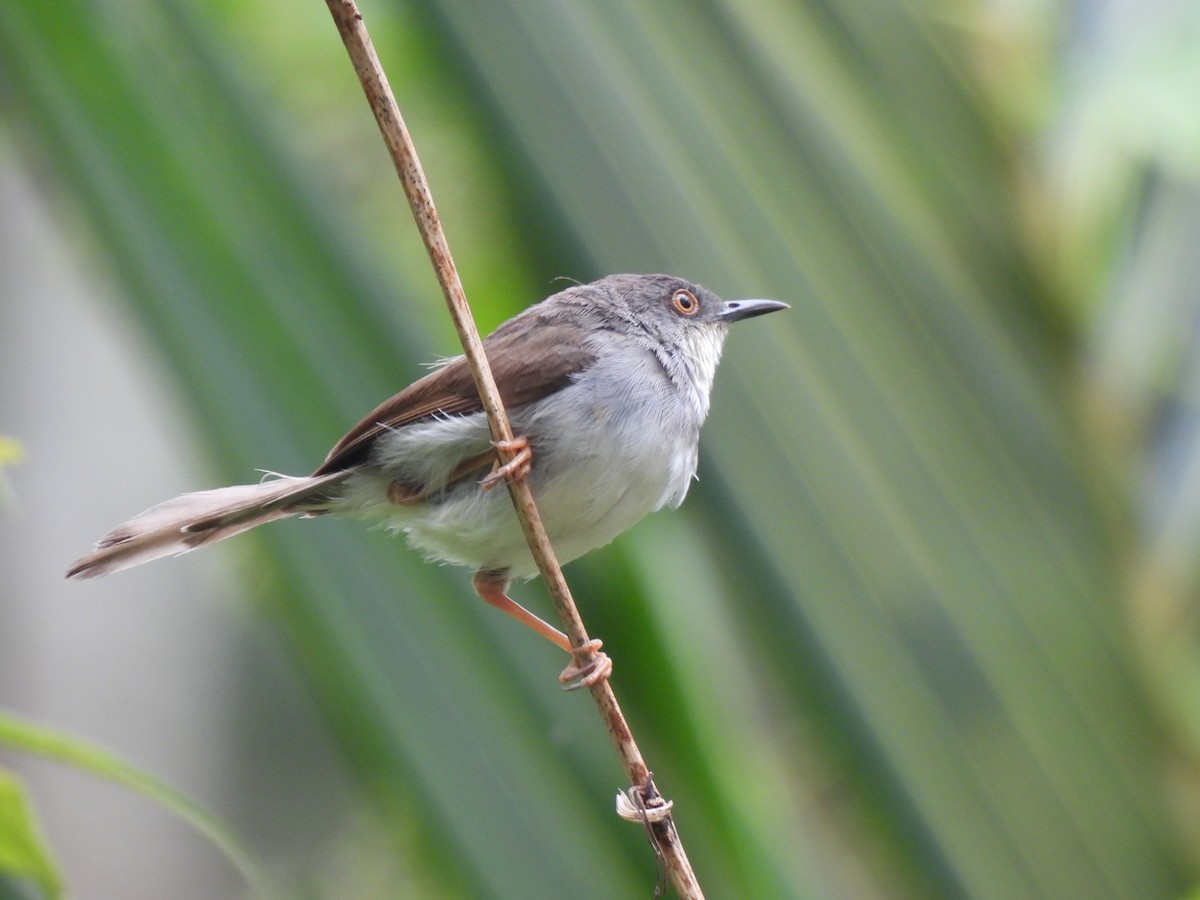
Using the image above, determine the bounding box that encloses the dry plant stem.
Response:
[324,2,703,897]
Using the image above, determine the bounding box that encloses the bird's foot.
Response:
[480,436,532,489]
[559,639,612,691]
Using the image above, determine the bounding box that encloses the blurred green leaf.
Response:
[1,0,1197,897]
[0,437,21,508]
[0,768,61,900]
[0,711,262,895]
[0,439,22,468]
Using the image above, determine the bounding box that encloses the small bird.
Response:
[68,274,786,681]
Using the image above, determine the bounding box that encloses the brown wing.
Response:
[313,319,595,475]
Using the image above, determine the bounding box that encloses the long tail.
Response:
[66,471,352,579]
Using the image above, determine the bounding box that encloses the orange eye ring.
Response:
[672,289,699,316]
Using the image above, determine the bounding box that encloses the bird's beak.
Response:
[717,298,790,322]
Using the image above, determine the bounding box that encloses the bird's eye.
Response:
[672,289,699,316]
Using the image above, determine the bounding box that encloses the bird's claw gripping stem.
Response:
[480,436,532,489]
[559,639,612,691]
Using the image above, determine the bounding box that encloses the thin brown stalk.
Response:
[323,1,703,896]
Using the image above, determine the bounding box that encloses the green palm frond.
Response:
[2,0,1195,897]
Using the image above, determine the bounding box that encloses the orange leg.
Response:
[472,569,611,688]
[473,568,571,650]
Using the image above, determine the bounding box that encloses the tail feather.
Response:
[66,471,351,579]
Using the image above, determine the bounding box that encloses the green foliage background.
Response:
[3,0,1200,897]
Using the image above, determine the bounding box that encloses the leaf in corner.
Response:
[0,768,64,900]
